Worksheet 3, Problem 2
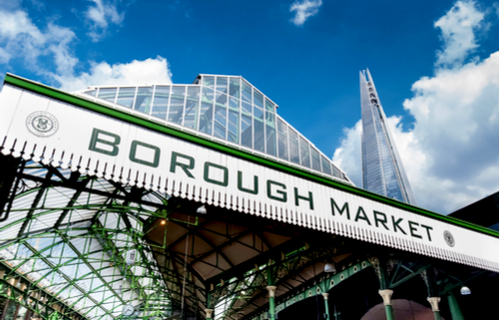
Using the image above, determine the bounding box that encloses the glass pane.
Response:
[134,87,153,114]
[229,97,239,111]
[242,80,252,103]
[277,119,288,160]
[184,87,200,129]
[203,76,215,88]
[98,88,117,103]
[215,92,227,107]
[199,101,213,135]
[152,86,170,120]
[266,110,275,127]
[266,124,276,156]
[229,77,240,99]
[254,90,264,109]
[200,84,214,134]
[299,136,311,168]
[321,156,332,175]
[116,87,135,108]
[16,306,29,320]
[311,147,321,171]
[168,86,185,124]
[214,105,227,139]
[254,106,263,120]
[216,76,228,94]
[241,114,252,148]
[331,164,342,178]
[242,101,252,115]
[265,111,276,156]
[254,117,264,152]
[265,98,275,113]
[288,128,300,164]
[202,86,214,102]
[228,109,239,144]
[85,89,96,97]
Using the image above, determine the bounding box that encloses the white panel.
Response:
[0,83,498,272]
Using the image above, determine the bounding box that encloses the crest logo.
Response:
[26,111,59,137]
[443,230,455,247]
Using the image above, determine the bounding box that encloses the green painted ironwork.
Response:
[250,261,370,320]
[383,304,395,320]
[446,283,465,320]
[0,135,495,320]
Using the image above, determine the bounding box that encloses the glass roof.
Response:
[76,74,350,184]
[0,163,170,319]
[0,159,350,320]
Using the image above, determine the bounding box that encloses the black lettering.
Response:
[129,140,160,167]
[354,206,371,225]
[330,199,350,219]
[170,152,195,178]
[392,216,407,235]
[203,162,228,186]
[408,221,422,239]
[89,128,120,156]
[421,224,433,241]
[237,171,258,194]
[267,180,287,202]
[373,211,389,230]
[294,188,314,210]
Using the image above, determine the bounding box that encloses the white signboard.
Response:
[0,83,498,272]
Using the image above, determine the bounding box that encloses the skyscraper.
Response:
[359,69,417,205]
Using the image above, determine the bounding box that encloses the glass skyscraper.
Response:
[359,69,417,204]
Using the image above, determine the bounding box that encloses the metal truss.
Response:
[1,155,494,320]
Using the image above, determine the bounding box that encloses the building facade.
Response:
[359,69,417,204]
[0,73,497,320]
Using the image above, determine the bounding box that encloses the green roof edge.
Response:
[3,73,498,238]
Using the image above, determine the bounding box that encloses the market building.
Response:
[0,73,497,320]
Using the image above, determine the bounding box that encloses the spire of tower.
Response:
[359,69,417,205]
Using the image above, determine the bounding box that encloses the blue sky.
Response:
[0,0,498,214]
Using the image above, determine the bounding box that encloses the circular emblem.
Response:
[443,230,455,247]
[26,111,59,137]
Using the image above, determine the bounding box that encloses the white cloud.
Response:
[53,56,173,92]
[333,0,499,214]
[290,0,322,26]
[0,6,172,92]
[84,0,125,42]
[435,0,486,67]
[47,24,79,76]
[0,9,76,73]
[402,52,498,213]
[333,120,362,187]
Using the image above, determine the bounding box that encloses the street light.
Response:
[324,262,336,273]
[460,286,471,295]
[196,205,207,214]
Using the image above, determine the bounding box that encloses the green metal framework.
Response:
[0,157,377,320]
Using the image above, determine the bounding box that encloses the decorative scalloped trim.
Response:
[1,136,497,273]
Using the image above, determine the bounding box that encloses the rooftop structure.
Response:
[359,69,416,204]
[76,74,350,184]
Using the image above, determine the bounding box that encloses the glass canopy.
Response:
[76,75,350,183]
